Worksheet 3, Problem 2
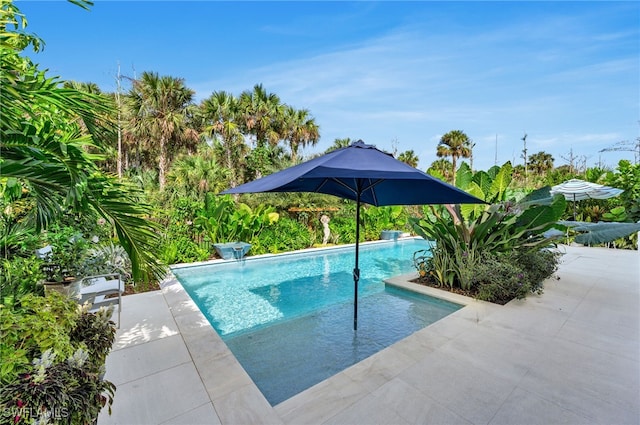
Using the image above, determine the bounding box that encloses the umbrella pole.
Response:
[353,191,361,331]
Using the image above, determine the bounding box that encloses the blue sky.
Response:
[19,1,639,171]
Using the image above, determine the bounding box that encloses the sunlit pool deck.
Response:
[98,244,639,425]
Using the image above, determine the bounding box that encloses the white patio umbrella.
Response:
[550,179,623,219]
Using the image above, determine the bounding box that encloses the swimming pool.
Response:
[172,238,462,405]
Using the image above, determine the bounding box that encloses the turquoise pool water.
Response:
[172,238,462,405]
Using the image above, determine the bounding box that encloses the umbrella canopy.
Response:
[550,179,623,201]
[221,140,485,330]
[550,179,623,219]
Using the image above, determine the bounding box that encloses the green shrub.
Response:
[516,249,561,294]
[474,252,532,304]
[0,292,79,384]
[159,235,209,264]
[252,216,312,254]
[77,243,133,282]
[0,293,117,424]
[0,256,44,307]
[410,162,566,303]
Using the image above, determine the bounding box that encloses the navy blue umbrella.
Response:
[222,141,485,330]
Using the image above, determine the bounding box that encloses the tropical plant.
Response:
[126,71,199,190]
[0,256,44,308]
[426,158,453,182]
[251,216,313,254]
[325,138,353,153]
[0,0,165,282]
[0,297,116,425]
[361,205,408,240]
[281,106,320,163]
[239,83,282,149]
[194,194,279,251]
[410,162,566,299]
[605,160,640,221]
[561,221,640,246]
[397,150,419,168]
[76,243,132,282]
[527,151,554,175]
[0,292,79,384]
[165,147,230,200]
[436,130,473,185]
[199,90,247,188]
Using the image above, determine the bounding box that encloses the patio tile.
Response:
[213,384,283,425]
[342,344,416,392]
[99,362,210,425]
[371,378,471,424]
[322,393,412,425]
[196,351,255,401]
[556,317,639,361]
[104,334,191,386]
[520,338,640,423]
[480,301,571,338]
[436,324,546,382]
[275,373,369,424]
[488,387,594,425]
[112,291,179,350]
[160,403,221,425]
[398,350,519,424]
[388,325,453,361]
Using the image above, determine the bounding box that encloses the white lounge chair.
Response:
[78,273,124,327]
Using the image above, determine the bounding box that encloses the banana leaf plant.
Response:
[194,194,279,245]
[559,221,640,246]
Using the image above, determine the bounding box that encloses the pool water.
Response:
[172,238,462,405]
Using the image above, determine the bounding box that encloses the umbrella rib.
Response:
[329,178,358,196]
[328,178,384,204]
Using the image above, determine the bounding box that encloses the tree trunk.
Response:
[452,156,457,186]
[158,137,166,190]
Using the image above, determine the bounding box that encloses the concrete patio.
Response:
[98,245,639,425]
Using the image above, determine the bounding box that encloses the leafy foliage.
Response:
[0,292,117,424]
[410,163,565,301]
[605,160,640,221]
[251,216,313,254]
[195,194,279,251]
[361,205,408,240]
[0,0,165,282]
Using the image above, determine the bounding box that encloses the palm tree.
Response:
[326,138,353,153]
[282,106,320,162]
[200,91,248,188]
[126,71,197,190]
[427,159,454,182]
[63,81,120,174]
[165,147,230,200]
[397,150,419,168]
[0,2,163,280]
[436,130,472,185]
[239,84,283,148]
[527,151,554,175]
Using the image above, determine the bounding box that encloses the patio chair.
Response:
[78,273,124,328]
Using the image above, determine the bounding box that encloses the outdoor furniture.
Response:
[78,273,124,327]
[213,242,251,260]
